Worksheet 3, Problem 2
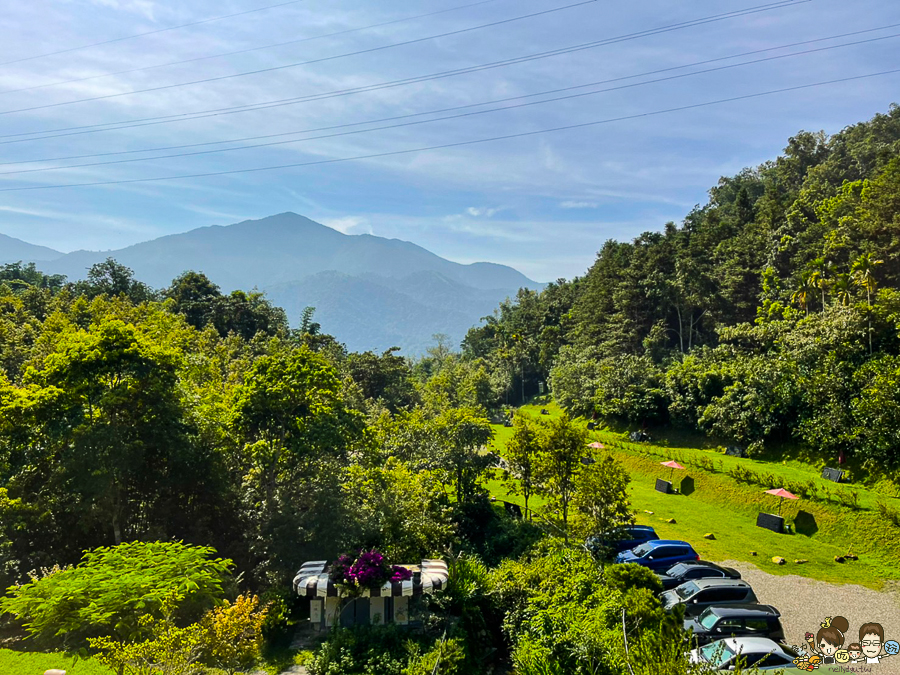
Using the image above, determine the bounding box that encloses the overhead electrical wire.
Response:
[2,68,897,193]
[2,28,897,175]
[0,0,811,143]
[0,0,312,67]
[0,0,601,117]
[0,0,508,96]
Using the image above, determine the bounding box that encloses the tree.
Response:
[851,252,883,353]
[79,259,155,303]
[163,271,222,329]
[571,453,633,540]
[536,414,586,541]
[0,541,231,646]
[430,408,494,505]
[231,347,364,581]
[31,319,188,545]
[503,414,541,519]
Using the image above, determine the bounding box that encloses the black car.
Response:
[657,561,742,591]
[684,605,785,646]
[586,525,659,555]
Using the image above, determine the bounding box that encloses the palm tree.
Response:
[852,252,883,354]
[808,258,834,310]
[791,271,814,315]
[851,252,883,306]
[833,273,853,306]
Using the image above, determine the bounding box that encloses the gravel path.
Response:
[722,561,900,674]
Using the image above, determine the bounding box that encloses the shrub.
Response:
[604,563,663,594]
[876,501,900,528]
[0,541,232,646]
[201,594,269,674]
[403,637,465,675]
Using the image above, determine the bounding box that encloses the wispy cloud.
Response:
[321,216,372,234]
[559,201,598,209]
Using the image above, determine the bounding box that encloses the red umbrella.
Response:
[660,460,685,481]
[764,488,798,514]
[588,442,605,449]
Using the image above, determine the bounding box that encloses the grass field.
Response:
[0,648,112,675]
[487,402,900,589]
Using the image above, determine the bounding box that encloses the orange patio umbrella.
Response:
[764,487,798,515]
[660,460,685,482]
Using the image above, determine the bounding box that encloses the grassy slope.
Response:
[486,402,900,589]
[0,649,112,675]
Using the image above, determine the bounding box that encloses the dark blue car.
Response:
[614,539,699,570]
[586,525,659,555]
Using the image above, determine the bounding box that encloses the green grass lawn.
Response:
[0,649,112,675]
[485,402,900,589]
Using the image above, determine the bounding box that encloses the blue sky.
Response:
[0,0,898,281]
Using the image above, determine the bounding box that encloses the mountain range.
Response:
[0,213,541,354]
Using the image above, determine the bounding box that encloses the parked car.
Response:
[684,605,784,646]
[613,540,699,570]
[660,578,758,616]
[657,560,741,591]
[586,525,659,555]
[689,637,801,672]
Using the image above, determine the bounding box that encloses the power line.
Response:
[3,29,897,175]
[2,68,896,193]
[0,0,311,67]
[0,0,600,117]
[0,0,810,142]
[0,0,507,97]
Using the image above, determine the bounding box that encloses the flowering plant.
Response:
[330,549,414,590]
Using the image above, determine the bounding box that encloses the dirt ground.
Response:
[722,561,900,674]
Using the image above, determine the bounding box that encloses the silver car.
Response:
[660,578,757,616]
[689,637,802,671]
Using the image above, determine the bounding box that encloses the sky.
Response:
[0,0,898,281]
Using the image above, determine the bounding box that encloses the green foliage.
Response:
[201,593,269,674]
[604,563,663,595]
[0,541,231,645]
[536,414,587,539]
[504,414,541,517]
[571,452,633,541]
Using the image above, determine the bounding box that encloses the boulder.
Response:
[834,556,846,563]
[845,554,858,561]
[643,510,654,515]
[794,559,809,564]
[666,518,676,524]
[703,533,716,540]
[771,556,786,565]
[749,551,758,556]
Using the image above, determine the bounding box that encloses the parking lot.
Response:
[724,561,900,674]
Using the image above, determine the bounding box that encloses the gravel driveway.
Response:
[722,561,900,674]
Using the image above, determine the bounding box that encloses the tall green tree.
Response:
[536,414,586,541]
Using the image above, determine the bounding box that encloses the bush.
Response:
[0,541,232,647]
[604,563,663,594]
[876,501,900,528]
[403,637,465,675]
[201,594,269,674]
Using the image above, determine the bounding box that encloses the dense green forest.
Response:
[464,105,900,473]
[0,105,898,674]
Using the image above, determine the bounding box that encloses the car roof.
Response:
[647,539,693,547]
[691,578,752,589]
[625,525,656,533]
[707,604,779,618]
[670,560,724,570]
[718,637,789,653]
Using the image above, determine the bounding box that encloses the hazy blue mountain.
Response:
[12,213,540,353]
[266,270,516,354]
[42,213,537,292]
[0,233,62,263]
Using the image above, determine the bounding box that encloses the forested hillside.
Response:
[463,105,900,471]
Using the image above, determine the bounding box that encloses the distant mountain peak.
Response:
[0,233,63,263]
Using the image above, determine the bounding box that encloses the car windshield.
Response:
[675,581,699,599]
[700,641,735,668]
[698,608,719,630]
[631,543,654,557]
[667,564,687,576]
